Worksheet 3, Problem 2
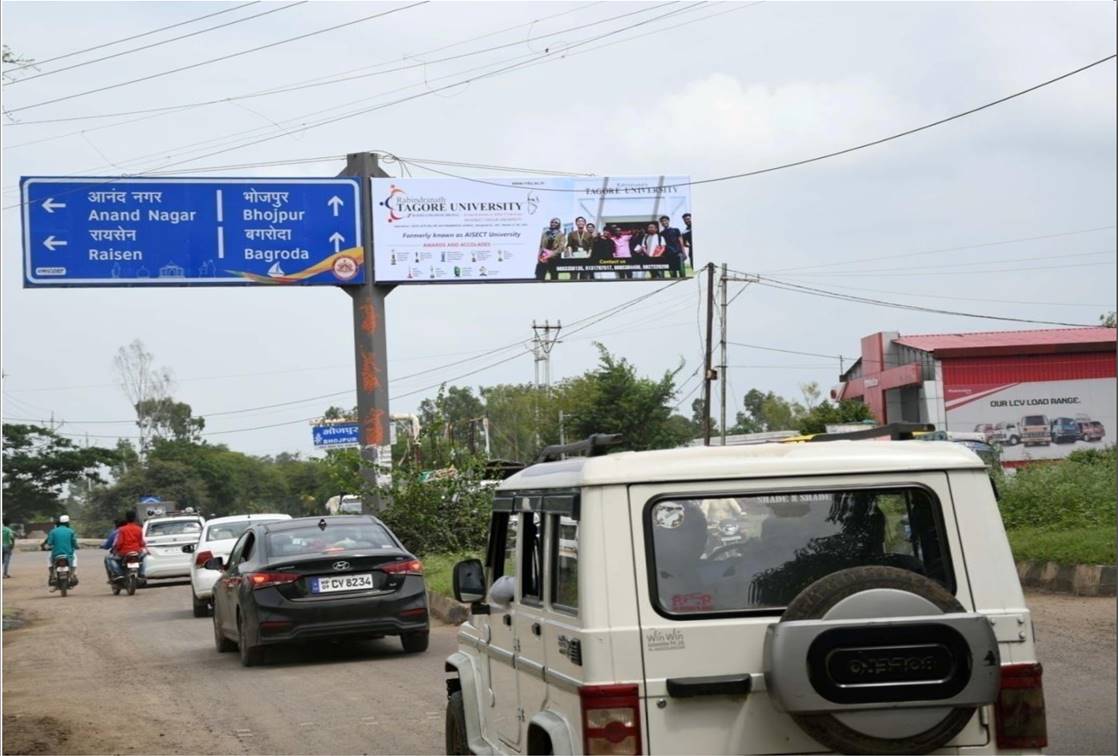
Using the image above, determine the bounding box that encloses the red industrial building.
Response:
[833,327,1117,464]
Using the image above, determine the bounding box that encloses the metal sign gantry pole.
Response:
[338,152,393,507]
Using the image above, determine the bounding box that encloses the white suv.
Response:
[185,513,291,617]
[445,433,1046,755]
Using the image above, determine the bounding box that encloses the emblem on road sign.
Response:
[332,561,351,571]
[333,255,359,281]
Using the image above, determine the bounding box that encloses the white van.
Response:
[445,436,1045,755]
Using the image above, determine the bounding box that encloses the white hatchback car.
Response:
[142,515,205,581]
[186,513,292,617]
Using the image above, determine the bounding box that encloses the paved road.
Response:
[2,549,1114,754]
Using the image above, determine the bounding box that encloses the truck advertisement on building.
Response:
[943,377,1114,463]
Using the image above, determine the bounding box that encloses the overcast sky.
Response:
[2,0,1115,457]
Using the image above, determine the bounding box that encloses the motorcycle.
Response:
[112,551,144,596]
[50,555,77,597]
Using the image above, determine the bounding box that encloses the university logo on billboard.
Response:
[371,175,694,283]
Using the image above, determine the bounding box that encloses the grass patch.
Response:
[996,447,1116,531]
[1007,526,1116,566]
[422,552,480,597]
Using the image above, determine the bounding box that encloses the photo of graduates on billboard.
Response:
[534,212,694,281]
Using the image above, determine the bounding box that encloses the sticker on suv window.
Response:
[671,592,713,612]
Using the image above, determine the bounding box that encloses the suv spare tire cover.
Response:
[777,566,978,755]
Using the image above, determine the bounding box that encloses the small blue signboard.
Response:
[20,177,363,287]
[313,422,362,449]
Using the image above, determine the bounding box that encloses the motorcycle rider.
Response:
[100,519,124,583]
[43,514,79,591]
[109,510,146,581]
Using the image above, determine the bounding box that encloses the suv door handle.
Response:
[531,622,542,636]
[502,614,512,627]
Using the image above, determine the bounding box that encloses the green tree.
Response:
[1101,311,1117,328]
[2,424,118,522]
[481,383,546,462]
[797,399,876,435]
[731,388,805,432]
[559,344,690,451]
[113,339,173,455]
[135,397,205,443]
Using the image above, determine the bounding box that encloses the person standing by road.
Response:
[43,514,79,590]
[535,217,567,280]
[659,215,686,278]
[2,517,15,578]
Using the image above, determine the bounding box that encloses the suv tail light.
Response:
[246,571,300,590]
[380,559,423,576]
[194,550,214,568]
[579,684,642,755]
[995,662,1047,749]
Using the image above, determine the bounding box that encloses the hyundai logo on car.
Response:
[332,561,351,571]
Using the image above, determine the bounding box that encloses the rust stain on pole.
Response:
[360,349,380,392]
[363,408,386,446]
[360,301,377,334]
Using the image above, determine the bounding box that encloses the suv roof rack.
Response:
[806,422,935,442]
[535,433,623,463]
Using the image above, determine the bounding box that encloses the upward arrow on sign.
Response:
[329,232,345,253]
[327,195,344,217]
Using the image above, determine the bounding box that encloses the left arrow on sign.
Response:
[43,235,68,251]
[42,198,67,213]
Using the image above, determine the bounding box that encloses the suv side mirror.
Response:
[182,543,196,554]
[452,559,486,604]
[203,557,224,571]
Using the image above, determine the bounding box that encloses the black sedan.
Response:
[209,515,429,666]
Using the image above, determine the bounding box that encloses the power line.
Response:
[3,2,307,86]
[765,225,1117,274]
[780,260,1115,278]
[1,1,261,74]
[765,249,1115,276]
[6,2,431,114]
[2,2,712,210]
[391,53,1118,193]
[727,341,849,360]
[766,278,1117,309]
[752,275,1098,327]
[5,1,674,124]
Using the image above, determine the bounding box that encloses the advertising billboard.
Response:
[944,378,1115,463]
[371,175,693,283]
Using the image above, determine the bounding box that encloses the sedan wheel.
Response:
[213,610,236,653]
[401,631,430,654]
[238,617,264,667]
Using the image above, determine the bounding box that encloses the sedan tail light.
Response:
[996,662,1047,749]
[380,559,423,576]
[246,571,300,590]
[194,550,214,568]
[580,684,642,755]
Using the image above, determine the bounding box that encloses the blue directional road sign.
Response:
[312,422,362,449]
[20,177,363,287]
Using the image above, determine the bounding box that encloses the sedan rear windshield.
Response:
[146,520,202,537]
[646,487,953,617]
[265,522,397,558]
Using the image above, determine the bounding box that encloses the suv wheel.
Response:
[767,566,999,755]
[192,592,210,618]
[445,691,469,755]
[401,631,430,653]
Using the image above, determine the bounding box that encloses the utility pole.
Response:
[719,263,728,446]
[338,153,393,509]
[531,320,562,392]
[702,262,716,446]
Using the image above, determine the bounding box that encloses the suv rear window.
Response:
[205,520,277,542]
[646,487,953,616]
[265,522,397,557]
[145,520,202,537]
[1023,415,1046,425]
